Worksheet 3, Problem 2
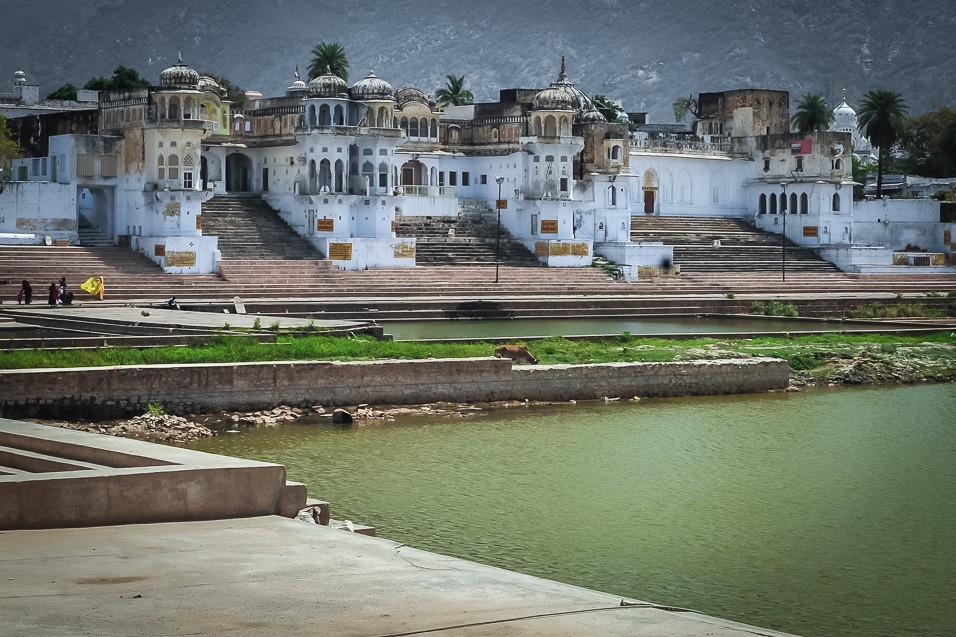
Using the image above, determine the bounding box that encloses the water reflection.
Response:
[190,384,956,637]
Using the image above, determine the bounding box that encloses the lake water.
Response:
[189,384,956,637]
[381,316,864,341]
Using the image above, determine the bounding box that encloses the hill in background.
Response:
[2,0,954,121]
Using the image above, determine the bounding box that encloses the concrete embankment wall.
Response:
[0,357,789,419]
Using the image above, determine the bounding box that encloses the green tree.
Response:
[791,93,834,133]
[82,65,150,92]
[46,83,79,100]
[434,75,474,107]
[308,42,349,82]
[592,95,627,124]
[852,156,875,200]
[858,90,908,198]
[0,114,20,177]
[672,95,700,123]
[897,106,956,178]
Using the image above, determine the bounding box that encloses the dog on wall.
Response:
[494,345,539,365]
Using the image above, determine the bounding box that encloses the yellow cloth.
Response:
[80,277,103,296]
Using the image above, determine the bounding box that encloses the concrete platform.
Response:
[0,516,798,636]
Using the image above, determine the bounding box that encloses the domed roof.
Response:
[533,86,574,111]
[831,89,858,133]
[533,56,593,113]
[577,107,607,123]
[308,68,348,98]
[197,75,224,95]
[350,71,394,101]
[160,54,200,89]
[286,68,307,95]
[395,86,430,107]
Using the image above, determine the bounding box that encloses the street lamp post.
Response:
[780,181,787,283]
[495,177,505,283]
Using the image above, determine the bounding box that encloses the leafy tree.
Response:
[852,156,875,200]
[791,93,834,133]
[592,95,627,124]
[434,75,474,107]
[308,42,349,82]
[897,106,956,178]
[672,95,701,123]
[82,65,150,92]
[858,90,908,198]
[47,83,79,100]
[0,114,20,176]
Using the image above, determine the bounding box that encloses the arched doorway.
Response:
[77,185,115,244]
[400,160,426,187]
[226,153,253,192]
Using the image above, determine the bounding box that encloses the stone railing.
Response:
[402,185,456,198]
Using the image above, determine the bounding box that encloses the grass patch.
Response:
[845,302,945,319]
[1,332,953,379]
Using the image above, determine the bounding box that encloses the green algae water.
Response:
[190,384,956,637]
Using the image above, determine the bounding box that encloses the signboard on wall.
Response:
[328,242,352,260]
[791,139,812,155]
[166,251,196,267]
[540,220,559,234]
[802,226,819,238]
[316,218,335,232]
[549,242,571,256]
[535,242,549,257]
[496,199,508,210]
[154,244,165,257]
[571,242,589,256]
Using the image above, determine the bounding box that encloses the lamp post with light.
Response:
[780,181,787,282]
[495,176,505,283]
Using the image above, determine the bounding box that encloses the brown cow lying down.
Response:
[494,344,539,364]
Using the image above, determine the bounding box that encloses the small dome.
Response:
[395,86,429,107]
[13,70,26,84]
[160,54,200,89]
[308,69,348,98]
[197,75,223,95]
[577,107,606,123]
[533,86,573,111]
[351,71,394,101]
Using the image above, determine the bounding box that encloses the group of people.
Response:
[46,278,74,307]
[16,276,104,306]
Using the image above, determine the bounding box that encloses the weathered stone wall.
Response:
[0,357,789,419]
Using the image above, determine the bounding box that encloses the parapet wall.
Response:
[0,357,789,418]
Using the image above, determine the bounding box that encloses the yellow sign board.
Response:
[317,218,335,232]
[802,225,819,238]
[535,242,549,257]
[165,251,197,267]
[549,242,571,256]
[328,242,353,261]
[496,199,508,210]
[540,220,559,234]
[571,242,589,256]
[393,241,416,258]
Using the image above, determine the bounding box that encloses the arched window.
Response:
[492,128,499,142]
[430,118,438,139]
[759,193,767,214]
[168,97,180,119]
[790,192,798,214]
[800,193,809,214]
[834,158,843,171]
[319,159,332,192]
[334,159,344,193]
[409,118,419,137]
[400,117,409,134]
[309,159,318,193]
[157,155,166,181]
[544,115,557,137]
[333,104,345,126]
[379,162,389,189]
[832,192,841,212]
[183,97,194,119]
[167,154,180,181]
[770,193,777,214]
[779,193,787,214]
[611,145,622,162]
[319,104,331,126]
[419,118,428,139]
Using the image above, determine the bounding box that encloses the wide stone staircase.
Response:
[201,194,324,260]
[77,217,114,247]
[631,215,840,274]
[395,200,539,266]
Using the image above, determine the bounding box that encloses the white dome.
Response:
[160,54,200,89]
[351,71,394,101]
[308,69,348,98]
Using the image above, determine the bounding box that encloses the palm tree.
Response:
[435,75,474,108]
[791,93,833,133]
[308,42,349,82]
[858,90,908,198]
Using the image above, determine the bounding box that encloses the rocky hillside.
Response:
[2,0,954,121]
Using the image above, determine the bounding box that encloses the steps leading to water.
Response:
[202,194,324,260]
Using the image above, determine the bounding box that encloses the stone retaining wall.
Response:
[0,357,789,418]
